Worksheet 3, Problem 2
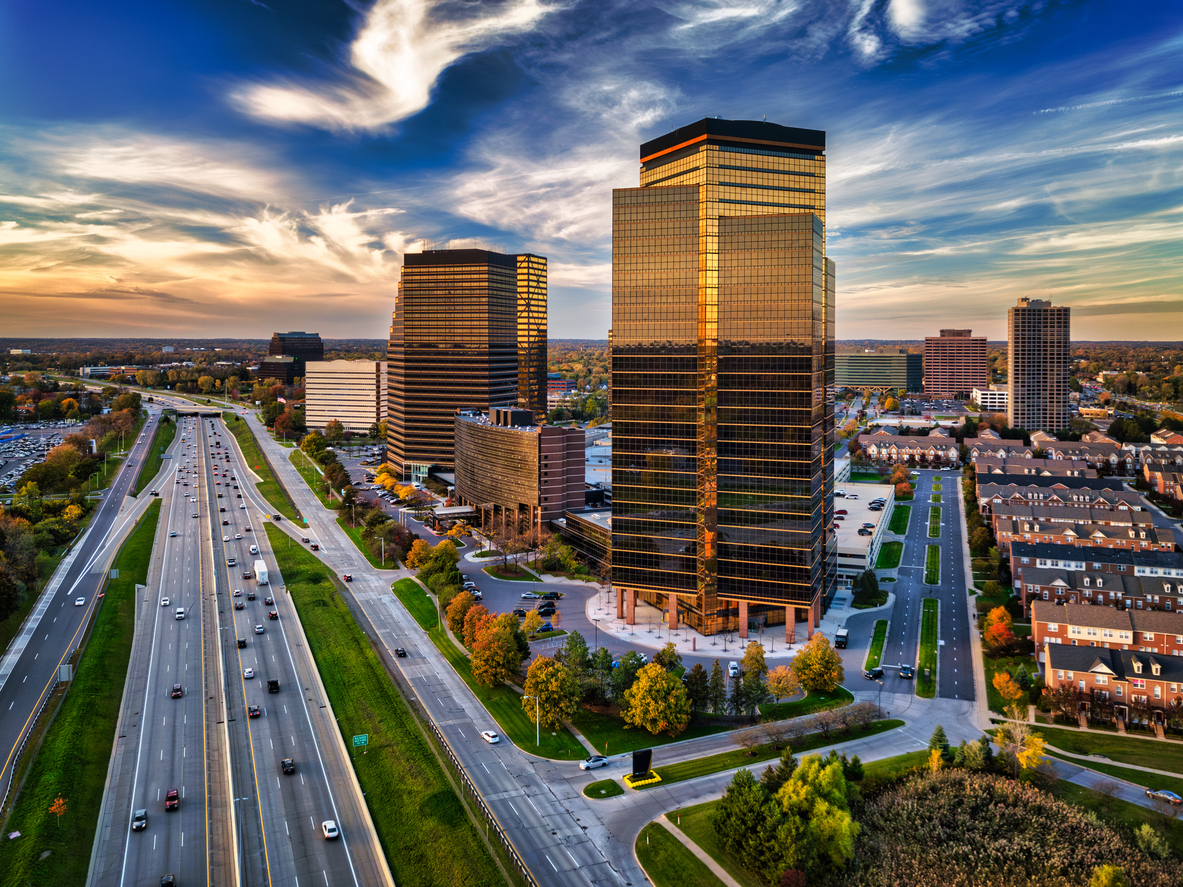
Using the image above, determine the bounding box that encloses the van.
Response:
[834,628,849,649]
[175,608,185,620]
[249,545,258,555]
[728,661,739,678]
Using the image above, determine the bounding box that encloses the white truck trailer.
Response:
[254,559,269,585]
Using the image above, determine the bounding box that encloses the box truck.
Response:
[254,559,269,585]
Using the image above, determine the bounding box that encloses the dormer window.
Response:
[1152,662,1161,676]
[1133,659,1143,674]
[1096,578,1103,588]
[1083,576,1090,587]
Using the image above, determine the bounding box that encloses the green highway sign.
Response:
[352,734,369,747]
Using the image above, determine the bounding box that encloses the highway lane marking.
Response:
[545,854,558,872]
[22,675,26,683]
[7,702,11,711]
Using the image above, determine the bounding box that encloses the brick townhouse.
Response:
[1016,566,1183,614]
[1011,541,1183,581]
[1033,601,1183,656]
[967,430,1034,462]
[990,502,1152,529]
[976,481,1139,517]
[856,426,961,466]
[1043,643,1183,728]
[995,518,1173,557]
[974,455,1095,478]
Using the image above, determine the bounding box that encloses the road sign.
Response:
[352,734,369,747]
[109,569,119,579]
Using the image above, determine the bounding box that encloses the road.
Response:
[91,409,389,887]
[0,408,163,810]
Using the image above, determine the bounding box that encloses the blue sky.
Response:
[1,0,1181,340]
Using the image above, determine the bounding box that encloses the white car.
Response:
[235,533,242,539]
[169,531,177,538]
[161,598,170,607]
[322,820,339,840]
[223,535,230,542]
[240,504,246,509]
[74,597,85,606]
[243,668,254,679]
[579,755,608,771]
[191,497,197,503]
[480,730,500,744]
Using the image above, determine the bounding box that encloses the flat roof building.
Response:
[259,331,323,383]
[611,117,836,640]
[1008,298,1070,432]
[453,409,584,531]
[835,351,923,393]
[973,386,1008,412]
[304,360,387,433]
[924,329,987,399]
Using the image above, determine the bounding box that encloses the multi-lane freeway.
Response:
[0,408,164,810]
[89,412,390,887]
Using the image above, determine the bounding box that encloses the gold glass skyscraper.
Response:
[516,254,548,416]
[611,118,836,639]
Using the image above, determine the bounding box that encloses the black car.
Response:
[537,606,556,617]
[540,592,560,600]
[511,609,527,618]
[237,638,247,648]
[132,809,148,831]
[264,596,273,605]
[267,679,280,693]
[864,667,885,680]
[161,876,176,887]
[171,684,182,698]
[282,758,295,774]
[394,647,407,658]
[248,705,261,718]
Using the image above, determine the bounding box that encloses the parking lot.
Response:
[0,422,74,490]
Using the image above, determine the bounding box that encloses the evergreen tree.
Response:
[729,667,748,715]
[760,748,799,795]
[1015,664,1031,690]
[708,659,727,715]
[589,647,614,702]
[928,724,950,758]
[684,663,710,717]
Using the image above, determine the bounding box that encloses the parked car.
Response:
[538,622,553,633]
[540,592,560,600]
[511,609,527,618]
[520,592,540,600]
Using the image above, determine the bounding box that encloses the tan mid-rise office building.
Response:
[304,360,387,432]
[1007,298,1070,432]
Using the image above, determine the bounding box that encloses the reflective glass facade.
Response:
[387,250,519,475]
[517,254,548,417]
[612,118,836,636]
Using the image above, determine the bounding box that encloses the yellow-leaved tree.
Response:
[405,539,433,569]
[522,656,579,730]
[622,663,690,737]
[766,665,801,703]
[789,633,845,693]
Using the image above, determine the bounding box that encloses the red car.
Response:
[165,789,179,811]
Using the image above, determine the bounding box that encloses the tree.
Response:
[993,672,1025,710]
[324,419,345,443]
[653,642,682,672]
[622,663,691,737]
[789,633,844,692]
[609,651,646,701]
[713,770,782,881]
[708,659,728,715]
[1089,865,1129,887]
[405,538,432,569]
[470,616,526,687]
[983,620,1016,655]
[522,610,543,637]
[766,665,801,703]
[590,647,614,701]
[522,656,580,730]
[928,724,950,758]
[741,642,769,680]
[445,591,475,636]
[984,605,1013,632]
[760,749,799,794]
[462,604,492,648]
[684,663,709,716]
[49,795,68,826]
[557,631,590,681]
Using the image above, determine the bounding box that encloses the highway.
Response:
[92,412,388,887]
[0,407,164,811]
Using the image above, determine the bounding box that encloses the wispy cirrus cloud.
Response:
[229,0,552,132]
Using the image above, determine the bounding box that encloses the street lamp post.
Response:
[523,695,540,747]
[876,679,884,717]
[592,618,599,651]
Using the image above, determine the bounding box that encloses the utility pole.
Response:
[523,695,540,747]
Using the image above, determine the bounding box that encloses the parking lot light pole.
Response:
[876,679,884,717]
[523,695,540,747]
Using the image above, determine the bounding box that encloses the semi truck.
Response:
[255,559,269,585]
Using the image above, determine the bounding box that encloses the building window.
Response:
[1132,678,1146,689]
[1048,623,1059,632]
[1154,686,1162,699]
[1095,675,1107,685]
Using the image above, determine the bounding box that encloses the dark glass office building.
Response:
[259,331,323,383]
[611,118,836,639]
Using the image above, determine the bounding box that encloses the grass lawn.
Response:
[850,471,885,483]
[569,707,730,756]
[289,447,336,509]
[132,413,177,496]
[1031,725,1183,774]
[931,482,942,491]
[1051,780,1183,859]
[861,748,929,782]
[924,544,940,584]
[529,629,567,641]
[426,623,587,760]
[983,654,1035,713]
[865,620,888,670]
[583,778,624,799]
[930,493,942,503]
[875,540,903,569]
[474,550,503,559]
[917,598,938,698]
[636,822,725,887]
[336,517,399,569]
[482,564,541,582]
[264,525,502,887]
[223,414,299,522]
[391,577,438,630]
[0,500,160,887]
[669,801,774,887]
[928,506,941,538]
[887,505,910,534]
[1044,749,1183,798]
[759,687,855,721]
[650,720,904,788]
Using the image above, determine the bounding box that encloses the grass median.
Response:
[290,448,334,509]
[0,500,160,887]
[391,577,438,630]
[864,620,888,670]
[636,822,724,887]
[924,544,940,584]
[265,525,502,887]
[887,504,910,534]
[875,540,903,569]
[758,687,854,721]
[928,506,941,538]
[132,413,176,496]
[337,518,399,569]
[917,598,938,698]
[222,413,298,522]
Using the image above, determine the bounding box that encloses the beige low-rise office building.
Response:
[304,360,387,432]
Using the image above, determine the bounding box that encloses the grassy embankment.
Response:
[222,414,298,521]
[132,412,177,496]
[917,598,939,698]
[864,620,888,670]
[0,500,160,887]
[887,505,910,534]
[289,447,334,509]
[875,541,903,569]
[759,687,854,721]
[924,544,940,583]
[267,531,503,887]
[635,822,724,887]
